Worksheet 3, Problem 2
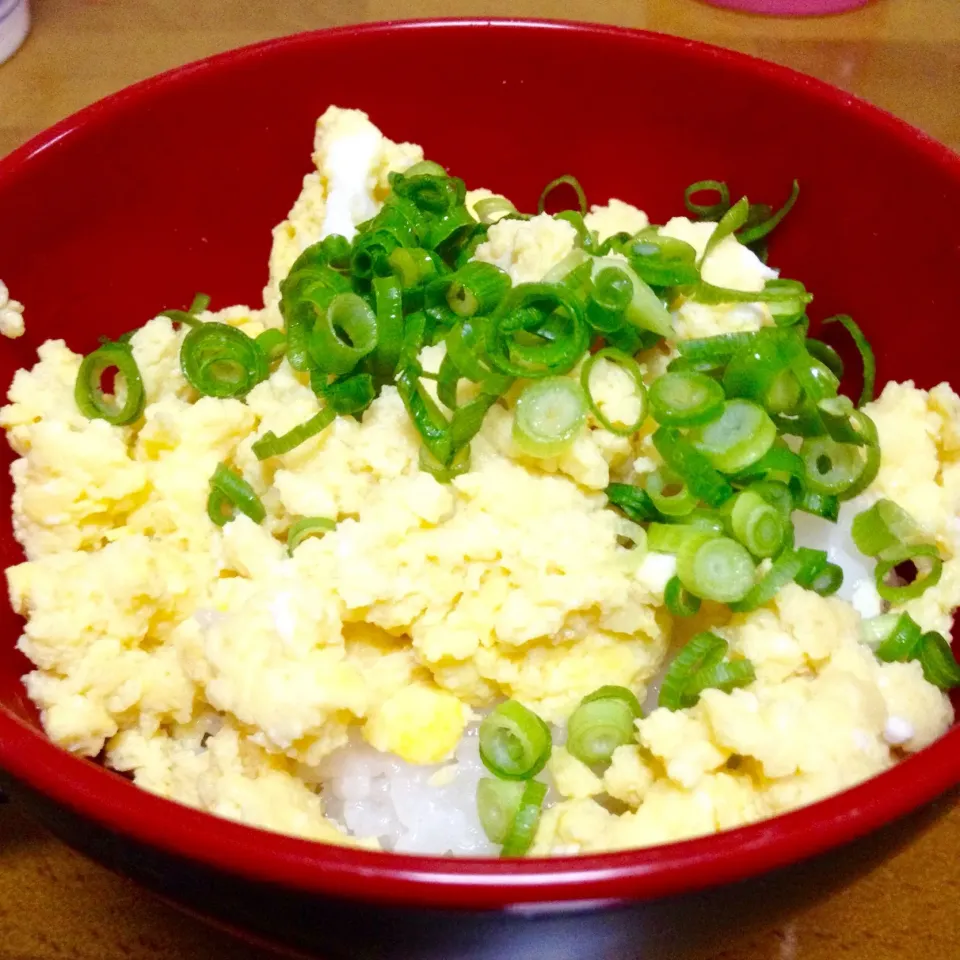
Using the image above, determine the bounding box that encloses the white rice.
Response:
[318,723,498,856]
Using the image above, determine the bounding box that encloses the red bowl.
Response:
[1,18,959,960]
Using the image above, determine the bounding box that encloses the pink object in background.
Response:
[703,0,871,14]
[0,0,30,64]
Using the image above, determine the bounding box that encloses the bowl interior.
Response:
[0,19,959,907]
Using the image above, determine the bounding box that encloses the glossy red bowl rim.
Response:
[1,18,959,911]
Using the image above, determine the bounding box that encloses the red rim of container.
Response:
[0,18,958,911]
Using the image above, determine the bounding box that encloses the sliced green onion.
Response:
[647,523,719,555]
[207,463,265,526]
[403,160,448,178]
[580,348,648,436]
[486,284,589,379]
[676,330,762,367]
[659,632,730,710]
[824,314,875,407]
[685,659,757,704]
[874,543,943,603]
[554,210,596,252]
[446,262,511,318]
[677,534,755,603]
[797,560,843,596]
[280,263,353,371]
[180,323,268,398]
[794,486,840,522]
[729,548,808,613]
[477,778,525,844]
[537,174,587,216]
[513,376,586,458]
[665,576,701,616]
[755,280,809,321]
[731,446,805,486]
[689,399,777,474]
[861,612,900,649]
[255,329,287,363]
[763,369,803,413]
[720,328,794,409]
[800,436,867,496]
[730,489,786,558]
[367,276,404,384]
[816,396,873,447]
[649,371,725,427]
[419,444,471,483]
[684,180,731,221]
[646,467,697,518]
[589,257,673,338]
[479,700,552,781]
[672,509,727,535]
[567,691,640,766]
[876,612,923,663]
[75,342,146,425]
[587,266,633,332]
[319,233,352,269]
[653,426,734,508]
[749,479,795,518]
[307,292,378,375]
[692,279,813,309]
[252,408,336,460]
[500,779,548,858]
[737,180,799,245]
[582,685,643,714]
[917,632,960,690]
[287,516,336,554]
[699,196,749,266]
[606,483,662,523]
[851,499,919,558]
[805,339,844,380]
[160,291,210,328]
[626,230,701,288]
[473,196,517,224]
[386,247,437,288]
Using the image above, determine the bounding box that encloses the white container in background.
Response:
[0,0,29,65]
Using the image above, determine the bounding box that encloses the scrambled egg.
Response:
[2,107,957,854]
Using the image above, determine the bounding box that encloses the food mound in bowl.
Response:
[3,107,960,858]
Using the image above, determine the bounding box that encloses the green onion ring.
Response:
[874,543,943,603]
[500,779,548,858]
[684,180,731,221]
[180,323,269,398]
[479,700,552,781]
[537,174,588,216]
[676,535,756,604]
[513,377,587,458]
[823,313,875,408]
[658,632,728,710]
[851,499,919,558]
[665,576,702,617]
[580,348,648,436]
[649,371,725,427]
[917,631,960,690]
[207,463,266,526]
[75,342,146,426]
[566,693,639,766]
[875,611,924,663]
[287,516,336,554]
[477,778,525,844]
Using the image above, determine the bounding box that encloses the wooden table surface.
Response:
[1,1,959,958]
